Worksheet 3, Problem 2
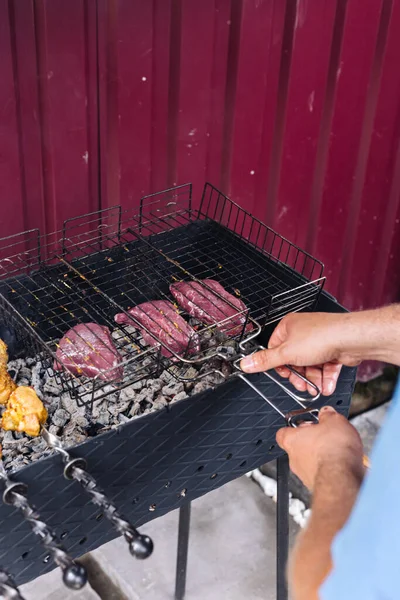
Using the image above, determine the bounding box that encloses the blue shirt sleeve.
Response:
[321,379,400,600]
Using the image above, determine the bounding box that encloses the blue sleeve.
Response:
[321,380,400,600]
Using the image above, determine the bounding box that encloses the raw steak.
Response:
[114,300,200,358]
[54,323,123,381]
[170,279,253,336]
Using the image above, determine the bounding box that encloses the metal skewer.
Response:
[41,428,153,559]
[0,462,87,590]
[0,567,25,600]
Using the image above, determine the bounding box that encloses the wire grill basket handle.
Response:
[0,462,87,590]
[234,345,322,426]
[0,567,26,600]
[41,428,153,560]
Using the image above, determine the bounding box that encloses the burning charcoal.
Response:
[52,409,70,428]
[118,414,130,424]
[17,366,32,386]
[160,369,174,383]
[97,410,110,427]
[74,415,89,428]
[146,378,163,393]
[107,398,131,417]
[49,424,61,436]
[119,386,137,403]
[136,388,155,404]
[61,393,86,417]
[152,395,168,408]
[129,403,141,417]
[131,380,144,391]
[172,391,188,402]
[193,381,212,395]
[2,431,15,445]
[162,381,184,397]
[43,377,62,396]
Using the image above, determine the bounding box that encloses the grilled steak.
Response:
[114,300,200,358]
[54,323,123,381]
[170,279,253,336]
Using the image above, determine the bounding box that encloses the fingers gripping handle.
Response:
[235,346,322,425]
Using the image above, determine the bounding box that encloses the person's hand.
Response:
[240,312,364,395]
[276,406,364,490]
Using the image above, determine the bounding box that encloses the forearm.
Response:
[289,460,364,600]
[339,304,400,366]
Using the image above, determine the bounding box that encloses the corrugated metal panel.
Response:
[1,0,400,314]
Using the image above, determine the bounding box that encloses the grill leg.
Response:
[175,502,191,600]
[277,454,289,600]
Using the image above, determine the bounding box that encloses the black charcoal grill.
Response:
[0,184,356,600]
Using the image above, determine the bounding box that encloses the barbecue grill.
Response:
[0,183,356,599]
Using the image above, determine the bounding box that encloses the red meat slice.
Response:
[114,300,200,358]
[170,279,253,336]
[54,323,123,381]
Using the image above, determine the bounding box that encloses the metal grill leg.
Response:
[277,454,289,600]
[175,502,191,600]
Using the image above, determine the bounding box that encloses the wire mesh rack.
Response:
[0,183,325,408]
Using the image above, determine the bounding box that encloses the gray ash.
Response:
[0,345,227,472]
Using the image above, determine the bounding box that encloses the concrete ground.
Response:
[20,476,298,600]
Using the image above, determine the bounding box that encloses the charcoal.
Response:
[49,424,61,436]
[43,377,62,395]
[107,398,131,417]
[131,380,144,391]
[136,388,155,404]
[118,414,130,424]
[97,410,111,426]
[17,366,32,384]
[162,381,184,397]
[193,381,212,395]
[2,431,15,445]
[120,386,137,403]
[52,409,70,428]
[74,415,90,428]
[173,391,188,402]
[146,378,163,393]
[129,403,141,417]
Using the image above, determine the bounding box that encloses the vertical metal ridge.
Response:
[167,0,182,187]
[264,0,297,226]
[32,0,56,234]
[305,0,348,255]
[83,0,101,216]
[7,0,28,232]
[220,0,243,192]
[338,0,393,300]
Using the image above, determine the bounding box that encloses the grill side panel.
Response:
[0,362,356,585]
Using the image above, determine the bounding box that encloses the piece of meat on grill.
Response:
[0,339,17,405]
[170,279,253,336]
[1,386,48,437]
[114,300,201,358]
[54,323,123,381]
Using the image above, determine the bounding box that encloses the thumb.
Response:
[240,347,284,373]
[276,426,297,452]
[318,405,338,421]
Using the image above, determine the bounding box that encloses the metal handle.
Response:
[234,347,322,425]
[41,428,153,559]
[0,568,26,600]
[0,463,87,590]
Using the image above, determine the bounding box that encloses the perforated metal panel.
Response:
[0,355,356,585]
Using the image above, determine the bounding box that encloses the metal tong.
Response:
[41,428,153,559]
[233,344,323,428]
[0,567,25,600]
[0,462,87,590]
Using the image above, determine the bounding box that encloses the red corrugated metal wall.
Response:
[1,0,400,313]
